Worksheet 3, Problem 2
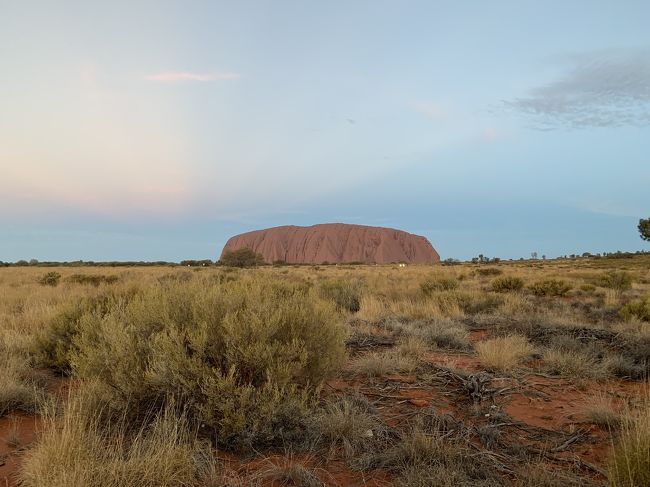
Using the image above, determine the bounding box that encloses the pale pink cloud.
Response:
[411,101,448,121]
[481,127,504,143]
[145,72,241,82]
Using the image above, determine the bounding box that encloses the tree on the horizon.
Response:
[220,247,265,268]
[639,218,650,242]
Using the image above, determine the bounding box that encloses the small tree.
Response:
[639,218,650,242]
[220,247,265,268]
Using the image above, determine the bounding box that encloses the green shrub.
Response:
[420,277,458,295]
[37,272,61,287]
[620,296,650,322]
[220,248,265,268]
[599,271,633,293]
[32,288,140,372]
[68,278,346,448]
[490,276,524,293]
[319,279,363,313]
[528,279,572,297]
[66,274,119,286]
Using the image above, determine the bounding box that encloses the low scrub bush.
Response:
[68,278,346,448]
[475,267,502,277]
[580,283,596,293]
[366,418,499,486]
[620,296,650,322]
[407,319,470,350]
[599,271,633,294]
[528,279,572,297]
[460,294,504,315]
[319,279,363,313]
[420,277,458,295]
[475,335,533,371]
[490,276,524,293]
[37,272,61,287]
[66,274,119,286]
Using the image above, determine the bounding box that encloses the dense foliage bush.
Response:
[33,288,140,372]
[528,279,572,297]
[490,276,524,293]
[420,277,459,295]
[37,278,346,448]
[220,248,265,268]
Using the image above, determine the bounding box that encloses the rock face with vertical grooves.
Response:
[220,223,440,264]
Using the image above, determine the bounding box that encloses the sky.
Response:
[1,1,649,261]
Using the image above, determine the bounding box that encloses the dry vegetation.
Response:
[0,255,649,485]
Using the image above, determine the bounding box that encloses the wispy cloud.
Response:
[503,49,650,129]
[145,71,241,82]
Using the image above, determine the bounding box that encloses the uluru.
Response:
[220,223,440,264]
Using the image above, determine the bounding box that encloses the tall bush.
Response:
[66,278,346,448]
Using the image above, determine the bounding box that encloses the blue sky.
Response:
[1,1,649,261]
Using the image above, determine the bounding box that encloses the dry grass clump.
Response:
[357,294,386,321]
[19,388,214,487]
[475,335,534,371]
[542,348,610,379]
[367,419,499,487]
[50,278,345,449]
[519,462,600,486]
[582,393,621,429]
[394,319,470,350]
[608,390,650,487]
[256,459,324,487]
[491,276,524,293]
[353,349,419,376]
[308,395,385,457]
[0,340,43,416]
[528,279,572,297]
[395,336,429,359]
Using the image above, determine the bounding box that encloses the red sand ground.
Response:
[3,346,645,485]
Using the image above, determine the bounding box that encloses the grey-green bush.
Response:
[490,276,524,293]
[420,277,458,295]
[67,277,346,448]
